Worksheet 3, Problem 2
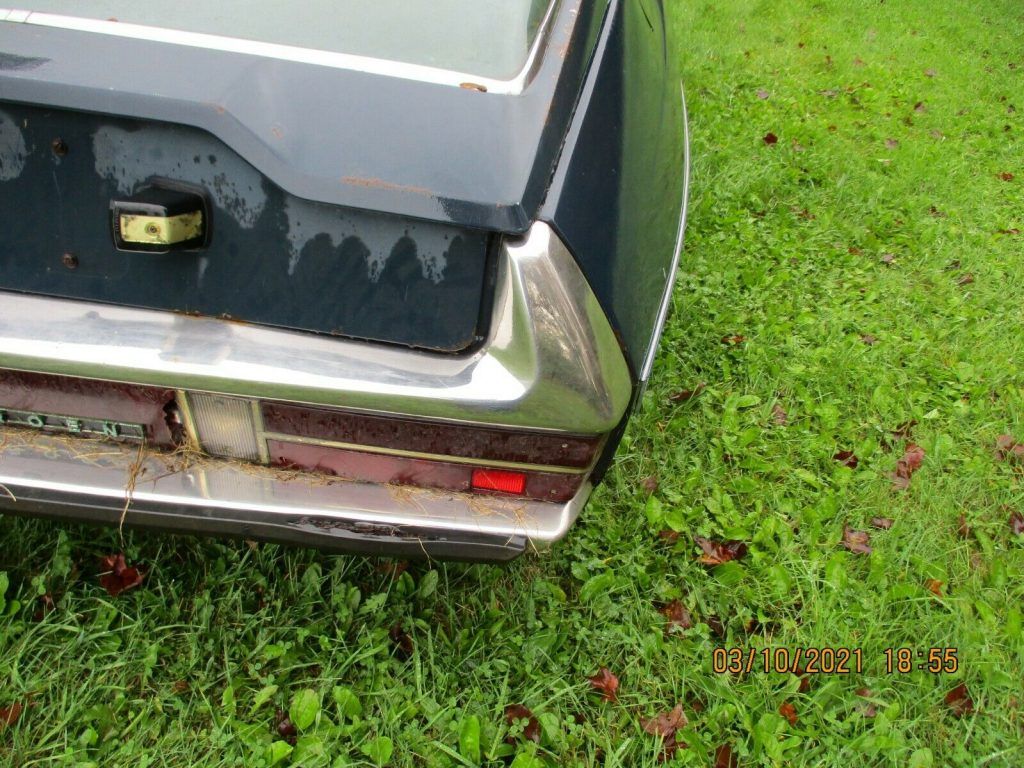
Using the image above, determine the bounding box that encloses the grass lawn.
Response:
[2,0,1024,765]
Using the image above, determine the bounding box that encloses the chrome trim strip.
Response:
[0,430,588,545]
[0,223,631,435]
[0,1,564,95]
[260,432,586,475]
[639,83,691,382]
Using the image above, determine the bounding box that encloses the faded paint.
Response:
[0,111,27,181]
[284,197,453,283]
[92,124,267,228]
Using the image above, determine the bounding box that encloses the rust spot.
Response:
[460,82,488,92]
[51,138,68,157]
[340,176,433,196]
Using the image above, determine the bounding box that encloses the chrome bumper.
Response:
[0,430,590,560]
[0,222,627,559]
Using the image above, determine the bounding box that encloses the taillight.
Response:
[0,370,600,503]
[471,469,527,495]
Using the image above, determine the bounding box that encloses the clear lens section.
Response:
[186,393,261,461]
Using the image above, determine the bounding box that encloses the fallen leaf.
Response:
[763,132,779,145]
[793,665,811,693]
[998,172,1014,181]
[995,435,1024,462]
[706,615,727,638]
[694,537,749,566]
[929,205,946,217]
[914,101,926,112]
[376,560,409,578]
[861,333,878,345]
[885,138,899,149]
[771,403,788,425]
[956,273,975,286]
[32,593,56,622]
[848,246,863,255]
[881,253,896,264]
[891,443,925,489]
[756,89,770,100]
[504,704,541,743]
[892,420,917,442]
[389,623,414,659]
[779,701,798,726]
[842,525,872,555]
[669,383,705,402]
[924,68,937,77]
[871,517,894,530]
[642,704,687,738]
[275,708,298,743]
[925,578,944,596]
[662,600,694,631]
[98,553,144,597]
[957,514,971,539]
[997,228,1020,235]
[1010,510,1024,536]
[0,702,23,729]
[945,683,974,717]
[658,530,680,543]
[856,687,877,717]
[587,668,620,702]
[833,450,859,469]
[853,56,865,67]
[714,744,739,768]
[721,334,746,345]
[641,474,659,494]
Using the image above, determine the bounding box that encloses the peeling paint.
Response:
[92,125,267,228]
[284,197,453,283]
[0,111,28,182]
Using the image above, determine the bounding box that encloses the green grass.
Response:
[3,0,1024,765]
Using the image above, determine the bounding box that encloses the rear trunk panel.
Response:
[0,102,491,351]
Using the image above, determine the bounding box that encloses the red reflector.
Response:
[471,468,527,495]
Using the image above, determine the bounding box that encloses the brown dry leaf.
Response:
[504,704,541,743]
[587,668,620,702]
[833,450,859,469]
[771,403,788,425]
[995,435,1024,462]
[924,68,937,77]
[842,525,872,555]
[658,530,680,543]
[694,537,749,566]
[642,704,687,738]
[0,702,23,729]
[714,744,739,768]
[706,615,727,638]
[763,132,779,145]
[756,89,770,100]
[98,553,144,597]
[779,701,798,727]
[957,514,971,539]
[1010,510,1024,536]
[389,623,414,660]
[891,443,925,490]
[956,273,975,286]
[669,383,705,402]
[861,333,878,345]
[885,138,900,149]
[945,683,974,717]
[275,708,298,744]
[641,474,659,494]
[914,101,926,112]
[997,228,1020,235]
[662,599,694,631]
[721,334,746,345]
[856,687,878,717]
[925,578,945,596]
[871,517,894,530]
[881,253,896,264]
[998,172,1015,181]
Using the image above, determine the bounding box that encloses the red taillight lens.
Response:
[471,468,527,495]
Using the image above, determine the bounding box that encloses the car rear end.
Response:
[0,0,686,560]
